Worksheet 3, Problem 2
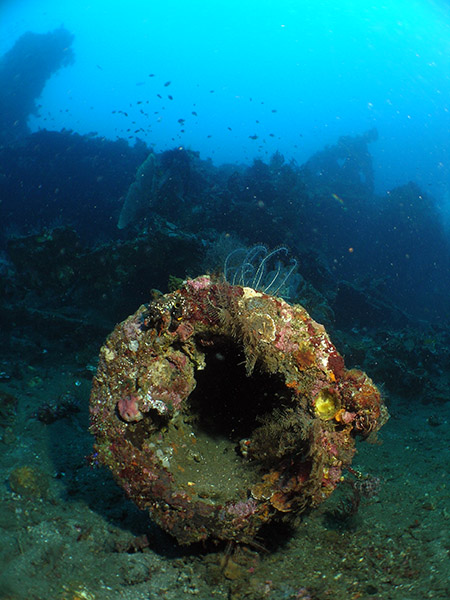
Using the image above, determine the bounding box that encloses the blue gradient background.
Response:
[1,0,450,213]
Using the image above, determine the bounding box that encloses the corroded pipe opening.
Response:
[90,276,388,545]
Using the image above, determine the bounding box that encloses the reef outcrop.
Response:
[90,276,388,545]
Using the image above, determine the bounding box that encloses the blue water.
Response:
[1,0,450,200]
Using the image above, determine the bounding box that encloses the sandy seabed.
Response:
[0,351,449,600]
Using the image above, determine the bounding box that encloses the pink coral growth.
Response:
[274,325,299,354]
[122,315,143,341]
[186,276,211,291]
[227,498,258,518]
[117,395,143,422]
[339,410,356,424]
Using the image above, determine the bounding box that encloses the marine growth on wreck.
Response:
[90,275,388,545]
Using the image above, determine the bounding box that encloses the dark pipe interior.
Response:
[188,335,295,442]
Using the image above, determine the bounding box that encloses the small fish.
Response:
[331,193,345,205]
[168,95,173,100]
[178,118,185,124]
[271,109,277,113]
[249,134,258,140]
[164,81,171,87]
[149,73,155,77]
[192,111,197,116]
[157,94,162,99]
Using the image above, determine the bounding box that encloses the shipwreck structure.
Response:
[90,275,388,545]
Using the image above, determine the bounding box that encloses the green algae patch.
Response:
[9,465,49,499]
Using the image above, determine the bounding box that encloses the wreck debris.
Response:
[90,275,388,545]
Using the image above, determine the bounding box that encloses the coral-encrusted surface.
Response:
[90,276,388,545]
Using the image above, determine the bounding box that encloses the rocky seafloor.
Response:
[0,223,449,600]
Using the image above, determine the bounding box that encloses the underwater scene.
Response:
[0,1,450,599]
